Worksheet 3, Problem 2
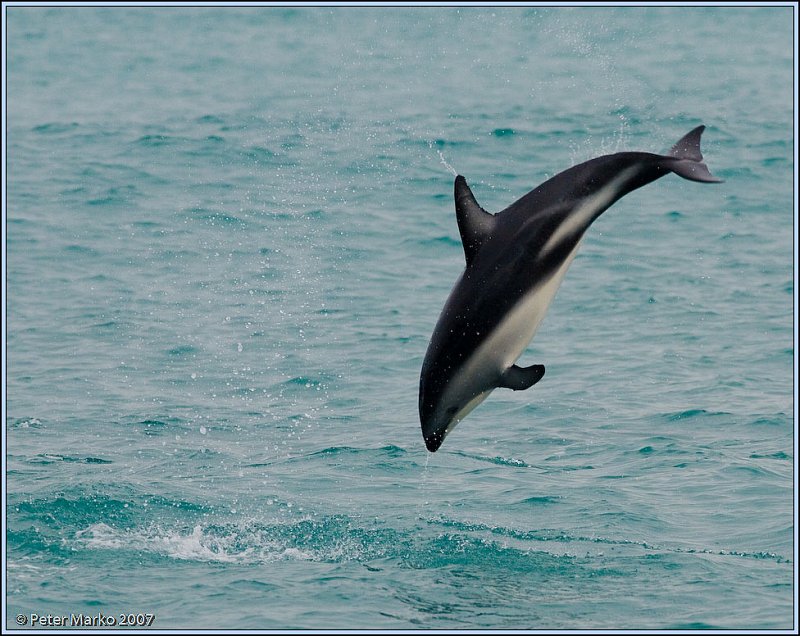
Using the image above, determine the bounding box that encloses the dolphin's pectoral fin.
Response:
[499,364,545,391]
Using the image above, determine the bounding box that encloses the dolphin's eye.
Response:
[446,406,459,416]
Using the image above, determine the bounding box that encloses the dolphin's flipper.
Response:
[665,125,724,183]
[455,175,496,265]
[499,364,546,391]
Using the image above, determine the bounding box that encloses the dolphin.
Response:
[419,125,722,452]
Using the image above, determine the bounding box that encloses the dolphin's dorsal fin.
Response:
[454,175,495,265]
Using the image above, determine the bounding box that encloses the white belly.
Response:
[486,241,582,370]
[443,241,582,419]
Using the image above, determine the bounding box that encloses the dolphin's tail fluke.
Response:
[665,125,724,183]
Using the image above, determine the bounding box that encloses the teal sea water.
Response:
[5,6,796,631]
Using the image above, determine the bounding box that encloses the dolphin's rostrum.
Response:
[419,126,722,452]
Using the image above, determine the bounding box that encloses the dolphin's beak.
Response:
[423,429,445,453]
[420,407,448,452]
[419,385,449,452]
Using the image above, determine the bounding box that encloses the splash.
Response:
[429,140,458,177]
[73,516,383,565]
[75,522,250,563]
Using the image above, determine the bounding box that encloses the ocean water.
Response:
[4,5,795,631]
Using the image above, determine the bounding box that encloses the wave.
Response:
[12,484,788,572]
[55,511,791,586]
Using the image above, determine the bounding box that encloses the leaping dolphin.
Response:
[419,125,722,452]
